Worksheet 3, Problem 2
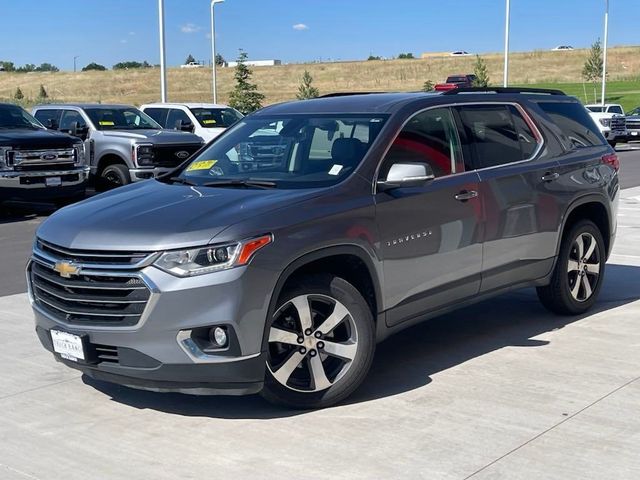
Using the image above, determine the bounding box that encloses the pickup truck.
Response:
[1,103,88,206]
[180,62,204,69]
[434,74,477,92]
[585,103,627,148]
[32,104,204,190]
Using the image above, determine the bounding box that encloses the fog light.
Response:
[210,326,228,347]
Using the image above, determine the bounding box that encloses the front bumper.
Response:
[28,252,276,395]
[0,166,89,200]
[129,167,173,182]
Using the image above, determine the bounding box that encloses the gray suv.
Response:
[29,88,619,408]
[32,104,203,190]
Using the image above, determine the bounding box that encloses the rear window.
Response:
[537,101,605,148]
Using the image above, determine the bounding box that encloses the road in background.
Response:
[1,149,639,297]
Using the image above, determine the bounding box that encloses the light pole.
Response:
[210,0,224,104]
[601,0,609,105]
[73,56,79,73]
[158,0,168,102]
[503,0,511,87]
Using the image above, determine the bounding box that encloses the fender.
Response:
[260,245,385,352]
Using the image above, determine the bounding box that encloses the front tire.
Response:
[261,274,375,409]
[608,140,617,149]
[537,220,605,315]
[97,164,130,191]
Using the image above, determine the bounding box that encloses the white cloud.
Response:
[120,39,128,44]
[129,31,136,36]
[181,23,202,34]
[292,23,309,31]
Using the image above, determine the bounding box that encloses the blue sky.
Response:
[0,0,638,70]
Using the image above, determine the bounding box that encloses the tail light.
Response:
[602,153,619,171]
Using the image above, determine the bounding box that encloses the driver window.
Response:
[167,109,191,129]
[381,107,462,180]
[59,110,86,131]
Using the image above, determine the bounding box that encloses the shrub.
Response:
[297,70,320,100]
[228,50,265,114]
[82,62,107,72]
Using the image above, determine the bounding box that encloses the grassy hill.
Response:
[1,46,639,109]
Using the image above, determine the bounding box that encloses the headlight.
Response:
[73,143,85,165]
[154,234,272,277]
[135,144,155,167]
[0,147,11,171]
[599,118,611,127]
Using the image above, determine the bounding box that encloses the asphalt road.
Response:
[1,148,639,297]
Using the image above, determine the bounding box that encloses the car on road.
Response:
[434,74,477,92]
[0,103,88,206]
[552,45,574,51]
[450,51,471,56]
[624,106,640,141]
[585,103,627,148]
[32,104,204,190]
[29,88,619,408]
[141,103,244,143]
[181,62,204,69]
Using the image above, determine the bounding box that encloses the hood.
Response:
[0,128,78,149]
[198,127,225,143]
[100,129,203,145]
[36,180,323,251]
[587,112,622,120]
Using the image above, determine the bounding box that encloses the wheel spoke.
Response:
[269,327,300,346]
[290,296,313,331]
[585,261,600,275]
[316,302,349,335]
[567,259,580,273]
[571,277,581,299]
[308,354,332,391]
[575,235,585,259]
[322,340,357,361]
[584,235,597,260]
[272,351,306,386]
[582,275,593,299]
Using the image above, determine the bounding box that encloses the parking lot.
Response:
[0,150,638,479]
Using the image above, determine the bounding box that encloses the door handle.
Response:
[541,172,560,182]
[454,190,479,202]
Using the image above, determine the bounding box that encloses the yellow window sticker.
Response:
[186,160,217,172]
[202,119,217,125]
[99,121,115,126]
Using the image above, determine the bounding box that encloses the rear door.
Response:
[33,109,62,129]
[454,103,562,292]
[144,108,169,128]
[375,107,483,326]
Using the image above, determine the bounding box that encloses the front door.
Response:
[375,107,484,327]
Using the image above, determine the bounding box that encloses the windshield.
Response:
[174,114,388,189]
[190,107,243,128]
[586,106,605,113]
[84,107,162,131]
[0,105,45,130]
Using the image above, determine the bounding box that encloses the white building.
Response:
[226,59,282,68]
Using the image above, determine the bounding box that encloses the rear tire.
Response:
[537,220,605,315]
[261,274,375,409]
[97,164,130,191]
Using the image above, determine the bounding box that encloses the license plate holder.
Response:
[51,330,87,362]
[45,177,62,187]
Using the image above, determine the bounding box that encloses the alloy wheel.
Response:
[267,294,358,393]
[567,232,601,302]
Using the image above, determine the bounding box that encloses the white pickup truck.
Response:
[585,103,627,148]
[180,62,204,69]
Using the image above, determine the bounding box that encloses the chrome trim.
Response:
[373,101,546,194]
[176,330,261,364]
[35,296,141,318]
[9,148,76,166]
[33,283,148,304]
[0,166,90,179]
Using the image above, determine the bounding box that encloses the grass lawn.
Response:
[521,81,640,112]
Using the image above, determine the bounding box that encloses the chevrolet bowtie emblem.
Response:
[53,261,81,278]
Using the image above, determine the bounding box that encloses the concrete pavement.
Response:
[0,189,639,479]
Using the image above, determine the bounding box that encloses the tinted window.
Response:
[59,110,87,131]
[190,108,243,128]
[608,105,624,115]
[536,101,604,148]
[456,104,524,168]
[0,105,44,129]
[167,109,191,129]
[145,108,168,127]
[84,107,161,130]
[382,107,463,179]
[587,106,605,113]
[508,105,539,159]
[34,109,61,128]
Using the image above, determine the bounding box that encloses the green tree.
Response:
[14,87,24,100]
[113,61,151,70]
[228,50,265,114]
[16,64,36,73]
[582,39,603,103]
[296,70,319,100]
[38,84,48,99]
[367,55,382,61]
[215,54,226,66]
[82,62,107,72]
[397,53,415,59]
[185,54,196,65]
[0,61,15,72]
[35,63,59,72]
[472,55,490,87]
[422,80,434,92]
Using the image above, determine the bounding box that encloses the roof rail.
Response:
[442,87,565,96]
[320,92,389,98]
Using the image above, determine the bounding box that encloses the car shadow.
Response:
[84,263,640,419]
[0,201,56,224]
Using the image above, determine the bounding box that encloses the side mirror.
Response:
[70,121,89,140]
[46,118,59,130]
[176,119,194,133]
[377,162,435,191]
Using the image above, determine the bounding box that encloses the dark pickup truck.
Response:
[1,103,88,205]
[434,74,477,91]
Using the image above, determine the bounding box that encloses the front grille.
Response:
[9,148,77,172]
[611,116,626,131]
[152,144,201,168]
[94,344,119,364]
[37,239,153,267]
[30,262,151,327]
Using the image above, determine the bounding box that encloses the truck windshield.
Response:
[171,114,388,189]
[84,107,162,131]
[586,106,605,113]
[0,104,45,130]
[190,107,243,128]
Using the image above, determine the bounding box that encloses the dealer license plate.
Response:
[51,330,85,362]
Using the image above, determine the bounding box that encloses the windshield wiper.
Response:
[203,179,277,189]
[166,176,198,186]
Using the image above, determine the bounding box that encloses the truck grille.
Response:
[611,116,626,132]
[9,148,77,172]
[152,144,201,168]
[30,262,151,327]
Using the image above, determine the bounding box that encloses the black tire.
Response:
[97,164,130,191]
[608,140,617,149]
[537,220,606,315]
[261,274,375,409]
